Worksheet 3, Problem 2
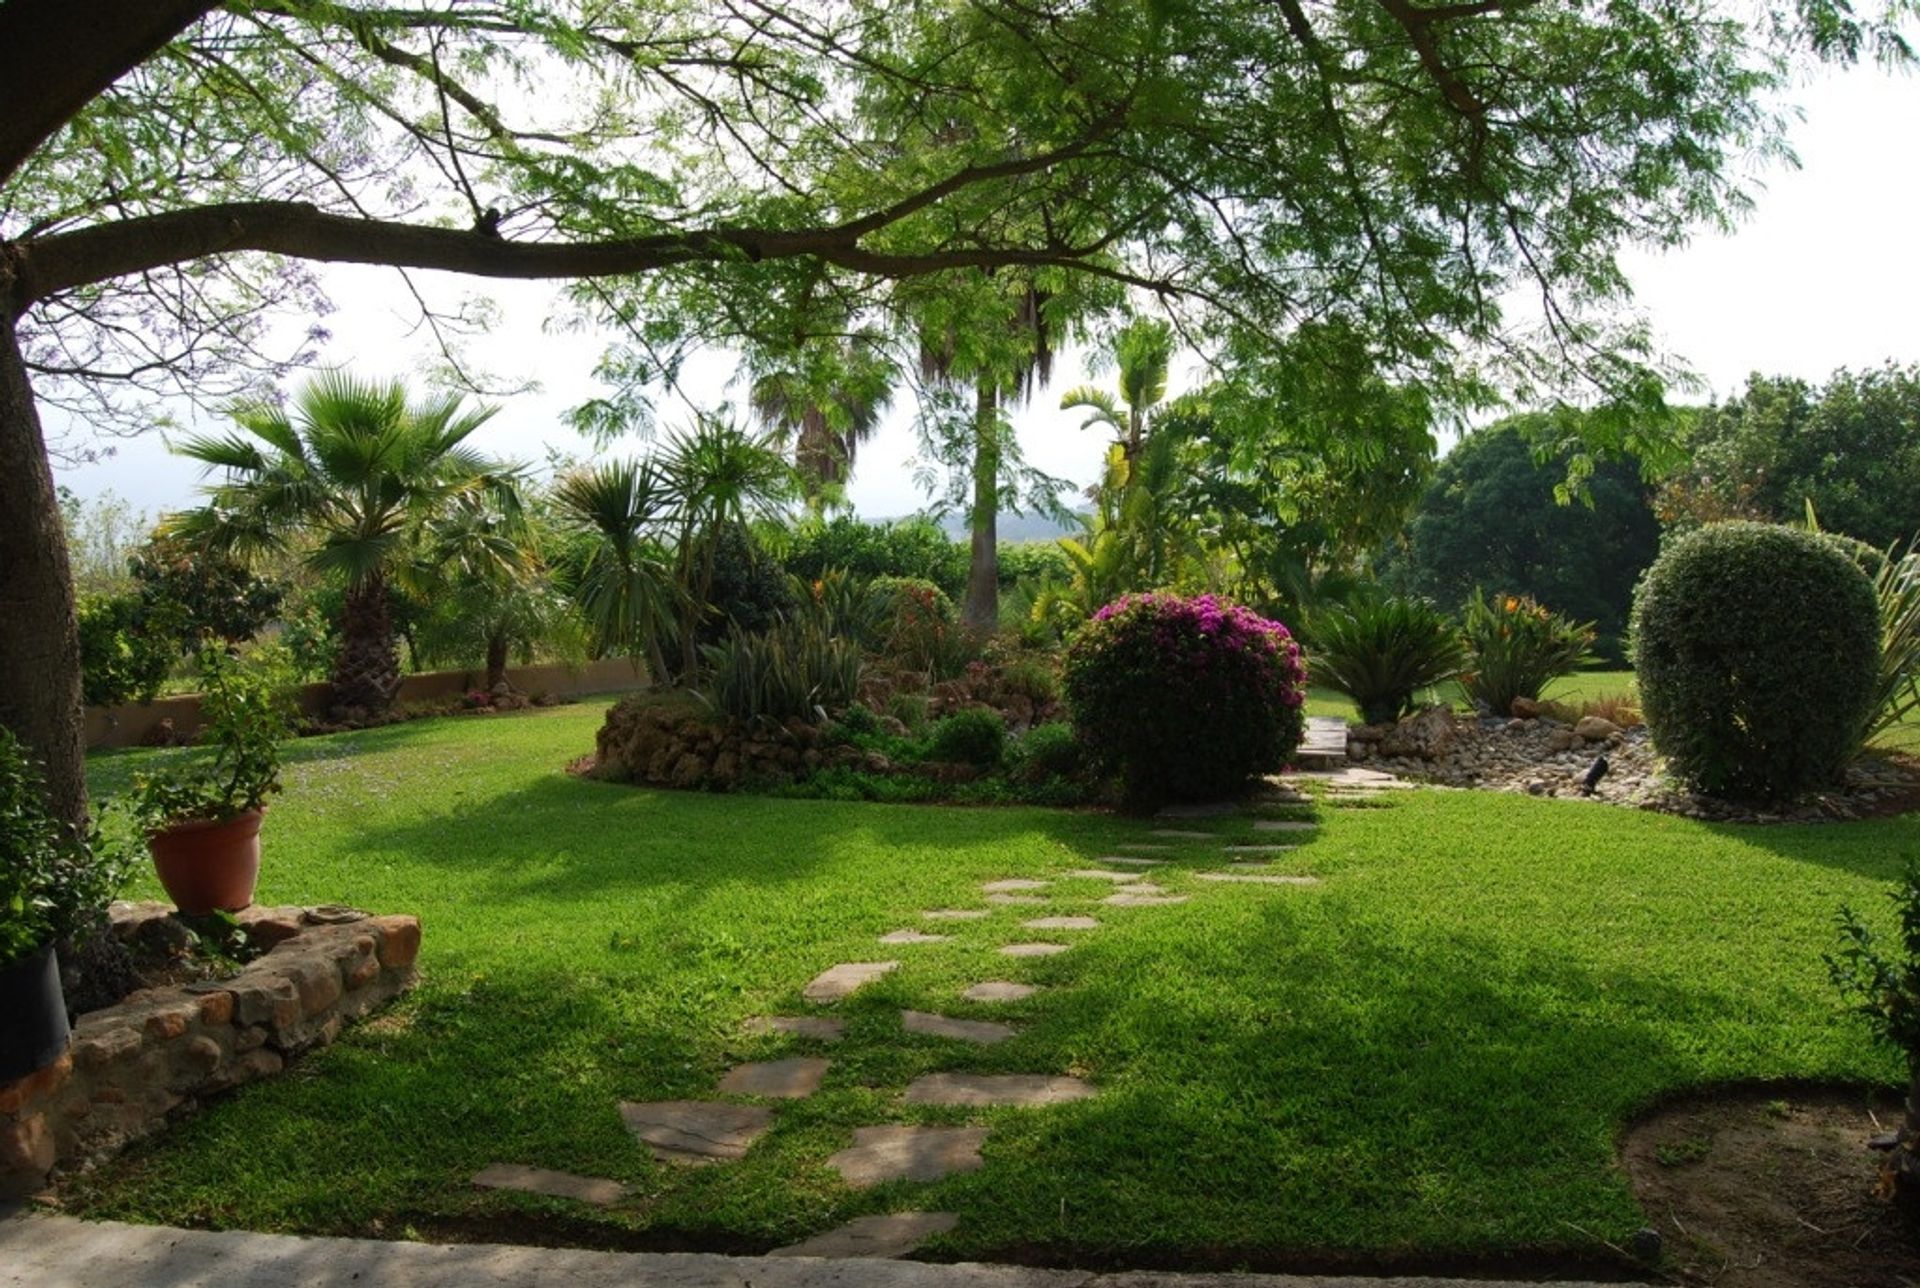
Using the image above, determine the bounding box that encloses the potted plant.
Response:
[133,650,289,915]
[0,730,131,1082]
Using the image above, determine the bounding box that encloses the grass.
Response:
[66,699,1910,1270]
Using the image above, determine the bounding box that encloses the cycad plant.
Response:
[1310,595,1468,725]
[413,490,581,690]
[169,374,514,714]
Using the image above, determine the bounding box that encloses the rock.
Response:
[901,1010,1016,1044]
[1103,892,1188,907]
[877,929,950,945]
[1379,705,1458,760]
[1510,696,1541,718]
[981,878,1048,892]
[473,1163,628,1207]
[620,1100,773,1165]
[1021,916,1097,930]
[1546,728,1578,753]
[801,961,899,1003]
[921,909,989,921]
[998,942,1070,957]
[717,1056,831,1099]
[1347,722,1390,744]
[961,981,1039,1002]
[826,1125,988,1188]
[903,1072,1097,1106]
[1575,715,1622,741]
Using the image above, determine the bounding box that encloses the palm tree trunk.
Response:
[485,629,510,691]
[963,380,1000,632]
[0,306,87,831]
[331,571,401,716]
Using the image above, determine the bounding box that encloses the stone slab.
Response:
[1104,892,1189,907]
[472,1163,628,1207]
[902,1010,1017,1044]
[1022,916,1097,931]
[1225,845,1298,855]
[985,893,1047,906]
[718,1057,832,1099]
[0,1210,1648,1288]
[982,879,1049,892]
[903,1073,1097,1107]
[1193,873,1322,887]
[999,942,1070,957]
[1149,829,1214,839]
[745,1016,848,1042]
[619,1100,774,1164]
[962,981,1040,1002]
[1253,821,1318,832]
[1065,870,1143,882]
[803,961,900,1003]
[922,909,989,921]
[769,1211,961,1259]
[1097,855,1165,866]
[879,930,951,945]
[826,1124,989,1188]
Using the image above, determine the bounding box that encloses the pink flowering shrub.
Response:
[1063,593,1307,806]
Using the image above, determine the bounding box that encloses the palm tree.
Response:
[168,373,513,715]
[747,331,896,509]
[664,417,798,674]
[1060,316,1174,462]
[552,459,680,683]
[414,489,579,691]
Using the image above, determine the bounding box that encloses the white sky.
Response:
[49,63,1920,523]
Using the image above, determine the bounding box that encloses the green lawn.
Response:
[67,700,1908,1270]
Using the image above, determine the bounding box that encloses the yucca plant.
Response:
[1459,589,1595,716]
[699,618,862,724]
[1310,596,1468,726]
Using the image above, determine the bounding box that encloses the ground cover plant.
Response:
[64,701,1908,1270]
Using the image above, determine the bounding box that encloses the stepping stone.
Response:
[1194,872,1322,887]
[879,929,951,945]
[982,878,1048,892]
[1065,869,1143,882]
[1254,820,1318,832]
[962,980,1039,1002]
[902,1009,1016,1043]
[1104,891,1189,907]
[1150,828,1215,839]
[743,1016,846,1042]
[1225,844,1298,854]
[770,1211,961,1259]
[1115,881,1168,894]
[472,1163,628,1207]
[985,893,1046,906]
[1098,855,1165,866]
[923,909,989,921]
[718,1056,831,1099]
[1157,801,1240,819]
[904,1072,1097,1107]
[1000,942,1070,957]
[803,961,899,1003]
[1022,916,1097,931]
[1115,843,1171,851]
[827,1125,988,1188]
[620,1100,773,1165]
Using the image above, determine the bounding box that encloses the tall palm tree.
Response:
[1060,316,1174,462]
[414,488,579,691]
[168,373,512,715]
[747,331,896,509]
[552,458,680,683]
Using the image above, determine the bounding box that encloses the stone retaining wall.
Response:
[0,904,421,1198]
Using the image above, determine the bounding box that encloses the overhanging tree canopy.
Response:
[0,0,1909,823]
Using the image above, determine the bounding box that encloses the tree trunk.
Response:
[0,305,87,830]
[963,380,1000,631]
[331,572,401,716]
[484,629,510,691]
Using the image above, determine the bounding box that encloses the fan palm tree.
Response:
[1059,316,1174,462]
[747,331,896,509]
[413,489,579,691]
[551,458,680,683]
[168,373,513,715]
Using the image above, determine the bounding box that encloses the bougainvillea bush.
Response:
[1064,593,1307,806]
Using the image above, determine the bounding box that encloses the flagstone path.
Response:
[902,1010,1017,1043]
[963,980,1039,1002]
[472,1163,628,1207]
[999,941,1071,957]
[718,1057,832,1098]
[1022,916,1098,931]
[804,961,900,1002]
[746,1016,846,1041]
[827,1125,989,1187]
[620,1101,774,1165]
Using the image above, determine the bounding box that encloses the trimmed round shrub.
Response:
[1631,522,1878,802]
[926,709,1006,767]
[1064,592,1307,805]
[1006,721,1083,783]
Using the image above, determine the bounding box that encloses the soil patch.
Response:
[1621,1083,1920,1288]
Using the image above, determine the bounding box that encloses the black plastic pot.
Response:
[0,942,70,1083]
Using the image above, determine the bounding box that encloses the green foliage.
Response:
[76,592,178,707]
[698,619,862,725]
[129,533,283,650]
[131,650,292,826]
[1829,861,1920,1077]
[0,729,132,966]
[1808,521,1920,754]
[1065,593,1307,806]
[1384,417,1660,663]
[1633,523,1879,801]
[870,576,978,676]
[783,516,968,595]
[1004,721,1083,783]
[1459,590,1596,716]
[792,568,890,647]
[1311,597,1469,726]
[1660,367,1920,549]
[552,459,681,675]
[698,526,797,643]
[926,709,1007,768]
[996,541,1074,589]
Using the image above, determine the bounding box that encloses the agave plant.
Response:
[700,617,862,724]
[1310,595,1469,726]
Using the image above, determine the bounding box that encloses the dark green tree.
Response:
[1386,416,1661,660]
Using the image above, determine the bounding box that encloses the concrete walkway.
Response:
[0,1210,1639,1288]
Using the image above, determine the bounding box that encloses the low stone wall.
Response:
[0,904,420,1198]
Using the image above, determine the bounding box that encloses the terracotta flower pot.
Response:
[147,808,265,915]
[0,943,69,1083]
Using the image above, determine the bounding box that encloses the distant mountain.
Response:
[920,511,1086,542]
